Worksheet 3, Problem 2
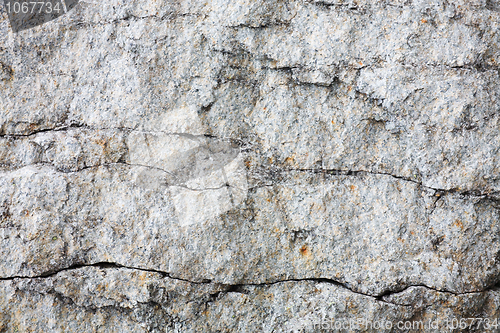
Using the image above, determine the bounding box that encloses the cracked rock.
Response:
[1,0,500,331]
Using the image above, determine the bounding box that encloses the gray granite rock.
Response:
[1,0,500,331]
[1,266,500,332]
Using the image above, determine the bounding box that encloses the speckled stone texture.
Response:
[1,0,500,332]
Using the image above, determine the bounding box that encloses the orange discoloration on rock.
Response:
[95,139,107,148]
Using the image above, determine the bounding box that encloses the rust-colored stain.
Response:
[244,160,251,168]
[350,185,356,191]
[421,19,427,23]
[347,85,352,92]
[453,219,464,229]
[95,139,107,147]
[300,245,308,255]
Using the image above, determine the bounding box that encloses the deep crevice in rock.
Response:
[2,262,498,308]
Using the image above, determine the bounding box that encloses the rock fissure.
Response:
[68,11,205,29]
[1,262,497,304]
[286,168,500,199]
[3,0,500,328]
[1,160,498,200]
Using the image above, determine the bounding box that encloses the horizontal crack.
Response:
[377,283,500,299]
[285,167,499,198]
[308,0,361,10]
[67,11,204,29]
[1,161,497,199]
[0,262,212,284]
[1,262,497,308]
[1,162,245,192]
[0,124,220,139]
[225,21,292,29]
[0,124,133,138]
[0,124,497,198]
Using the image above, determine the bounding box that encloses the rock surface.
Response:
[1,0,500,331]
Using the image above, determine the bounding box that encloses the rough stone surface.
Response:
[1,0,500,331]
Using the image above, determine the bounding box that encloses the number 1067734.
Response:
[5,1,64,14]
